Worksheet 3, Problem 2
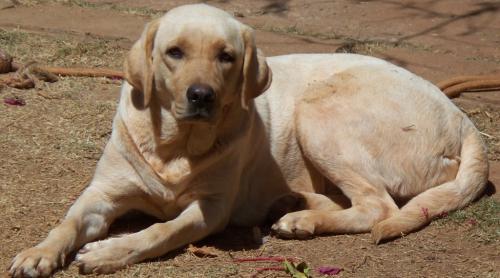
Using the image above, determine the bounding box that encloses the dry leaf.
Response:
[187,244,219,258]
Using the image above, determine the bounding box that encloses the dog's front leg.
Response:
[8,185,133,278]
[75,198,228,274]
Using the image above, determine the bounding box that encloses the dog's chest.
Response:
[150,156,192,186]
[142,156,195,216]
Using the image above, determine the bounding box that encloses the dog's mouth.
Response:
[173,104,216,123]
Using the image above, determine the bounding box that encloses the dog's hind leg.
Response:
[371,121,488,243]
[272,127,399,238]
[271,92,401,239]
[271,170,400,238]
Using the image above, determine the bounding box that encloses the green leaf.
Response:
[284,260,311,278]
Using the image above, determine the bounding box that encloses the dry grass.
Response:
[257,23,434,57]
[261,24,342,40]
[16,0,163,17]
[0,28,124,162]
[331,38,432,56]
[0,28,126,68]
[435,197,500,244]
[463,106,500,161]
[1,27,499,278]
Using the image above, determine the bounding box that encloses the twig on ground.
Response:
[0,110,35,131]
[479,131,495,139]
[251,266,284,278]
[233,256,296,263]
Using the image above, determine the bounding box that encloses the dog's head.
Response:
[125,4,271,124]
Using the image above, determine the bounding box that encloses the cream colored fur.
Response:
[9,4,488,277]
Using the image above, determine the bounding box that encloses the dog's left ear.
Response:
[241,27,272,109]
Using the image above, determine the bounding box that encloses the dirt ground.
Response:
[1,0,499,277]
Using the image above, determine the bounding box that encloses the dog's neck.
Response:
[157,116,219,157]
[122,87,252,163]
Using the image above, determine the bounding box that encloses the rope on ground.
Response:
[25,64,124,79]
[1,48,499,98]
[0,48,124,88]
[437,74,500,98]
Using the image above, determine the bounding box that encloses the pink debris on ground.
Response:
[4,97,26,106]
[437,211,449,218]
[317,266,342,275]
[467,219,478,225]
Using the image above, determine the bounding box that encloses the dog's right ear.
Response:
[124,19,160,107]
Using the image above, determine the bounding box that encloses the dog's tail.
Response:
[371,117,489,243]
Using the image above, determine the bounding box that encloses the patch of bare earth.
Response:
[1,1,499,277]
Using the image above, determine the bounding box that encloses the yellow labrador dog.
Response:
[9,4,488,277]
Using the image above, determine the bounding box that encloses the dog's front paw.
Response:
[8,247,62,278]
[271,210,316,239]
[75,237,139,274]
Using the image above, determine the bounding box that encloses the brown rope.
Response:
[437,74,500,91]
[2,48,499,98]
[39,66,124,79]
[442,79,500,99]
[10,62,124,79]
[1,47,124,86]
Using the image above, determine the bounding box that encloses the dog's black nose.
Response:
[186,84,215,107]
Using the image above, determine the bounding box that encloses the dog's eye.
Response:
[218,51,234,63]
[166,47,184,59]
